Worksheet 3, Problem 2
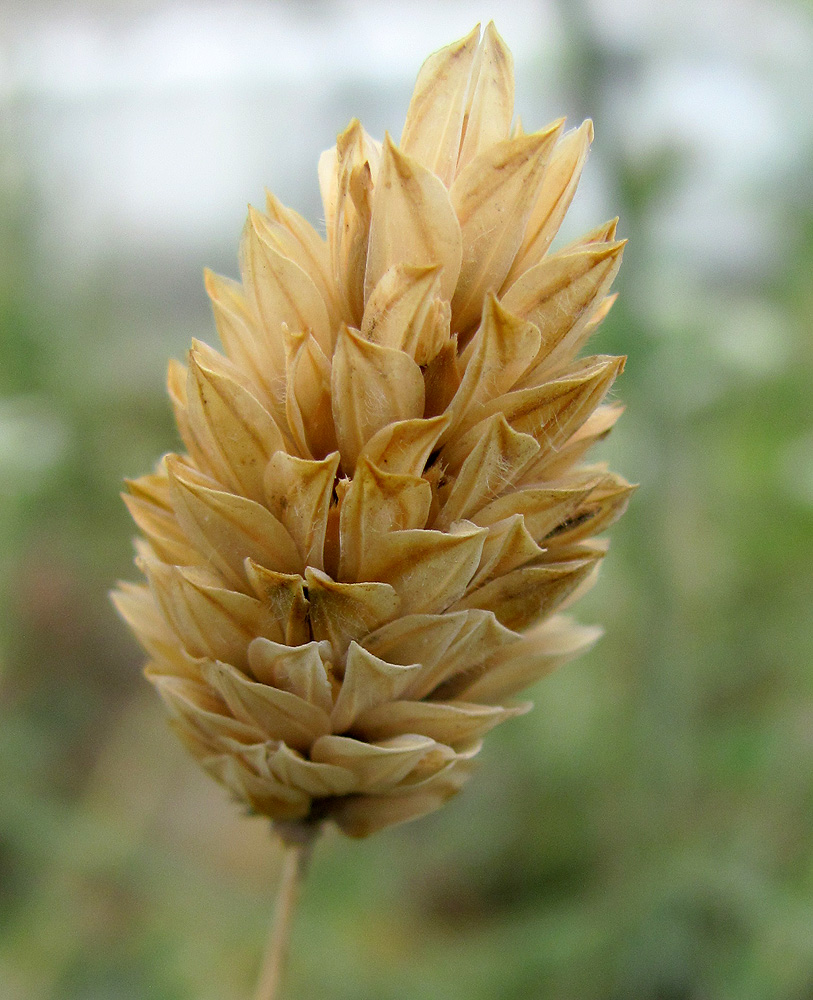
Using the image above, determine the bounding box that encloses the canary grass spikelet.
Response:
[113,23,632,840]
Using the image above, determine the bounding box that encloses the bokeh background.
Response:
[1,1,812,998]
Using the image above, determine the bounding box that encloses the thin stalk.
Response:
[253,828,316,1000]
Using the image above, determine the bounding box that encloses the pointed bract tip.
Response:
[482,21,510,51]
[189,337,213,356]
[336,117,363,147]
[548,116,567,135]
[591,238,627,262]
[451,23,481,51]
[247,203,266,232]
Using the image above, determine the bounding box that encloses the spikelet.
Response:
[113,23,632,839]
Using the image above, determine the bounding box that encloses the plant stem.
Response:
[253,828,316,1000]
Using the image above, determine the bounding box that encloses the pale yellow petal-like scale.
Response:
[305,568,400,657]
[361,611,477,676]
[468,514,544,590]
[237,226,287,378]
[512,356,625,443]
[423,338,462,418]
[436,413,539,525]
[355,698,528,746]
[581,289,618,328]
[330,641,422,734]
[125,466,173,508]
[557,292,618,370]
[168,357,224,484]
[562,217,619,253]
[166,358,203,469]
[393,741,478,789]
[550,536,611,566]
[282,330,336,460]
[360,523,487,616]
[203,659,332,752]
[472,487,590,543]
[451,356,624,464]
[187,338,263,398]
[323,122,382,244]
[331,325,425,474]
[360,608,518,701]
[147,670,266,748]
[456,22,515,172]
[338,457,432,581]
[244,207,333,356]
[310,733,452,794]
[416,296,453,367]
[185,350,284,502]
[166,457,303,587]
[455,616,603,702]
[247,638,334,716]
[317,146,340,247]
[505,120,594,285]
[343,160,375,324]
[111,581,171,646]
[121,492,198,567]
[204,753,311,820]
[364,135,463,304]
[399,25,480,187]
[244,562,310,647]
[502,241,625,374]
[264,191,342,330]
[440,294,540,443]
[167,717,223,762]
[411,609,517,698]
[357,414,449,478]
[268,743,358,797]
[543,473,636,549]
[142,559,273,669]
[204,269,282,409]
[520,402,624,483]
[450,125,562,332]
[111,583,200,679]
[320,120,381,325]
[450,558,600,632]
[174,350,284,492]
[264,451,340,571]
[360,262,441,359]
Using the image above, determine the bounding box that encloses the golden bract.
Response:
[113,23,632,838]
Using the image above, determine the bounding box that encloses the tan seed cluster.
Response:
[113,23,632,838]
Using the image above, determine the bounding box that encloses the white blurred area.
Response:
[3,0,810,274]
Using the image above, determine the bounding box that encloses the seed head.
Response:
[113,23,632,838]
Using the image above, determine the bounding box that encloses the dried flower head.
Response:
[113,23,632,839]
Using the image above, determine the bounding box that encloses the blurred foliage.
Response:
[1,4,812,1000]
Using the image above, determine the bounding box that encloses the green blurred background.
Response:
[1,1,812,998]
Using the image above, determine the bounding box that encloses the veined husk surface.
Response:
[113,23,632,838]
